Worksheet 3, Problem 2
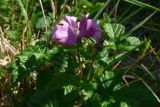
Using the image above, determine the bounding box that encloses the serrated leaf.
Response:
[46,73,80,91]
[103,24,125,41]
[46,47,68,73]
[81,90,93,100]
[81,94,101,107]
[33,53,45,60]
[12,44,46,83]
[117,36,141,51]
[125,36,141,46]
[28,91,59,107]
[28,73,80,107]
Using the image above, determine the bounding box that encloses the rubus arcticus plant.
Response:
[3,0,160,107]
[6,14,160,107]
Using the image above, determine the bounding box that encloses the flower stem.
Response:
[77,42,83,76]
[87,46,98,80]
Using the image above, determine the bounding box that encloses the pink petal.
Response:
[51,16,78,47]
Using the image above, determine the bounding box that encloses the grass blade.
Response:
[94,0,111,20]
[128,11,156,34]
[124,0,160,12]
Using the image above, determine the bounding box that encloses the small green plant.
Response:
[7,15,159,107]
[1,0,160,107]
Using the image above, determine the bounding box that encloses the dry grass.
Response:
[0,27,18,66]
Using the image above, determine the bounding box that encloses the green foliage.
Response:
[1,0,160,107]
[35,16,52,29]
[28,73,80,107]
[103,23,141,51]
[113,83,159,107]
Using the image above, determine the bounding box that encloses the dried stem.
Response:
[59,0,68,20]
[39,0,48,31]
[21,25,28,50]
[54,0,57,20]
[50,0,56,25]
[0,27,17,56]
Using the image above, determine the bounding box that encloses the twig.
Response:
[112,61,121,70]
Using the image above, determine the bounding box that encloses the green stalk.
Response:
[77,42,83,77]
[16,0,28,22]
[124,0,160,12]
[119,7,142,24]
[128,11,156,34]
[94,0,111,20]
[16,0,32,45]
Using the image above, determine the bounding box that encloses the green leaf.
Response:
[45,47,68,73]
[81,81,97,100]
[81,94,101,107]
[103,24,125,41]
[108,69,124,91]
[120,102,129,107]
[117,36,141,51]
[28,73,80,107]
[80,0,92,7]
[99,13,111,26]
[28,91,59,107]
[46,73,80,91]
[4,29,20,41]
[37,70,54,90]
[113,83,160,107]
[125,36,141,46]
[33,53,45,60]
[35,16,51,29]
[99,71,114,88]
[10,44,46,83]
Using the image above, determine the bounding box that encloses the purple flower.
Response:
[51,16,79,47]
[79,15,102,43]
[51,15,102,47]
